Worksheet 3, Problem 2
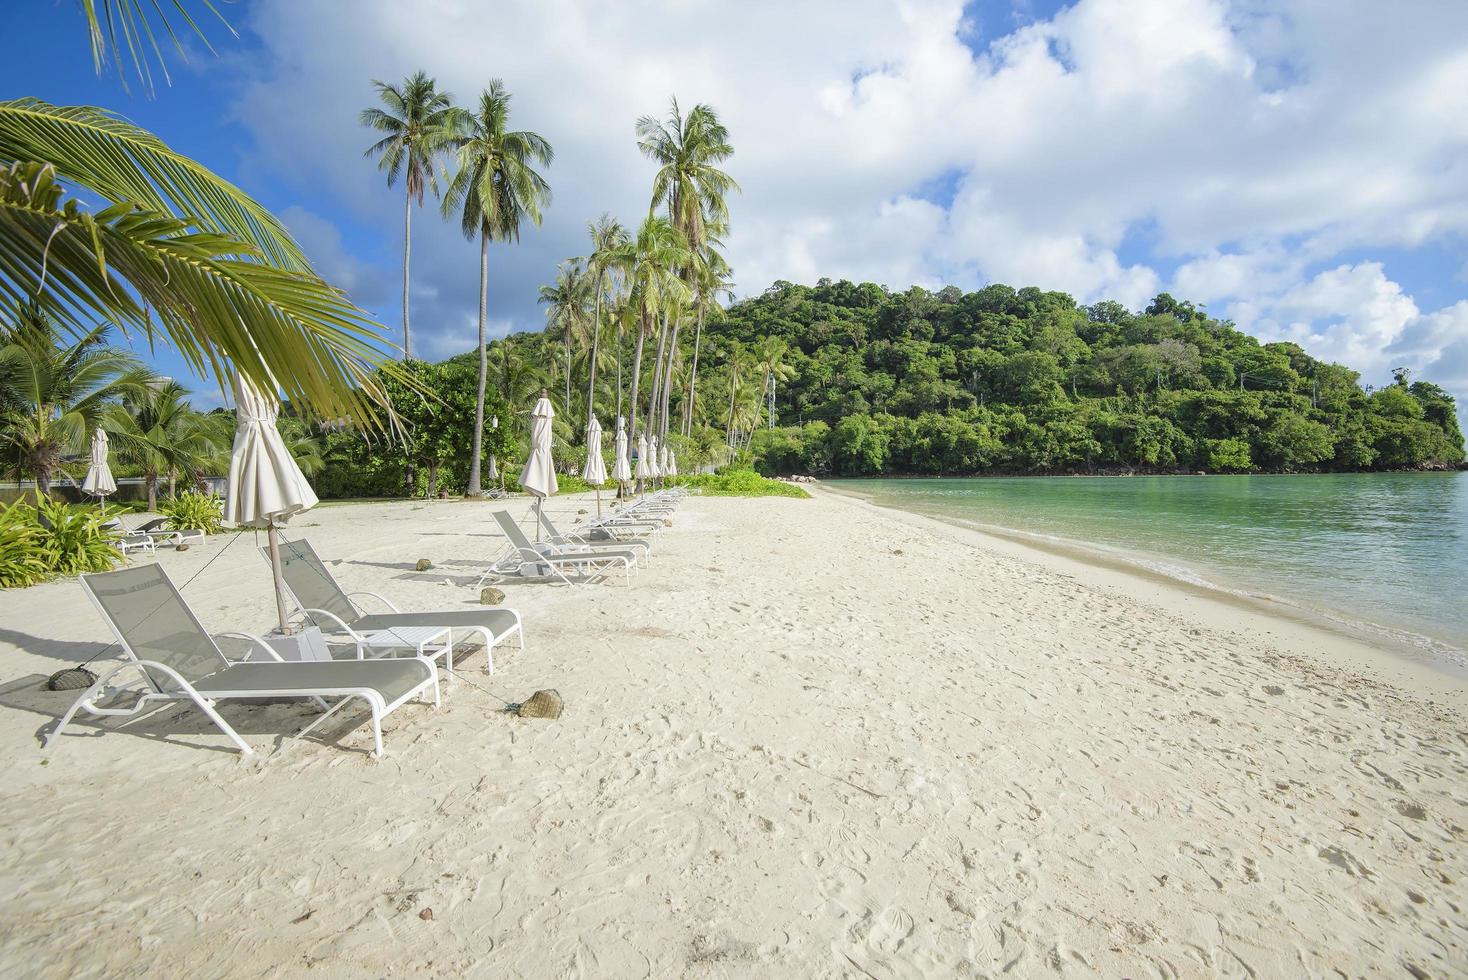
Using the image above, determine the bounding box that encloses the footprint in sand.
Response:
[870,906,914,954]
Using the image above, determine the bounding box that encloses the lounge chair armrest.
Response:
[298,608,365,639]
[347,590,401,613]
[213,631,286,663]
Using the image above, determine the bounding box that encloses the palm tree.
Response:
[684,247,733,436]
[0,305,145,494]
[636,99,737,441]
[539,260,591,417]
[624,215,689,442]
[636,98,739,260]
[722,342,750,447]
[108,381,219,510]
[753,336,795,429]
[442,81,553,496]
[5,7,398,427]
[584,214,630,426]
[361,71,458,360]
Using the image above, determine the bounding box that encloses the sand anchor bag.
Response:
[509,689,563,720]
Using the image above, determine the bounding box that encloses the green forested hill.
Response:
[696,280,1464,476]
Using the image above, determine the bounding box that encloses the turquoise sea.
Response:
[836,473,1468,672]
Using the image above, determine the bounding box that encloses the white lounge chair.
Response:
[479,510,637,587]
[271,538,524,675]
[535,509,653,561]
[47,564,439,757]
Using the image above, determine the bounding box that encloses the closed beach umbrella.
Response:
[81,428,116,499]
[582,414,607,515]
[667,449,678,479]
[612,417,631,484]
[635,431,651,492]
[659,442,670,478]
[227,371,319,632]
[518,390,558,539]
[647,435,662,483]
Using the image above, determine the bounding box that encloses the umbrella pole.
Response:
[595,485,602,517]
[535,497,542,542]
[267,523,291,634]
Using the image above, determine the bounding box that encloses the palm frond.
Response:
[0,99,308,271]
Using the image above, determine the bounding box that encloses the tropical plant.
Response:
[0,114,395,425]
[683,247,733,436]
[158,490,224,534]
[624,215,689,442]
[33,495,123,575]
[0,501,49,588]
[539,259,592,416]
[360,71,458,359]
[75,0,234,96]
[636,98,739,260]
[753,335,795,429]
[107,380,219,509]
[584,214,630,426]
[0,304,146,492]
[442,81,553,496]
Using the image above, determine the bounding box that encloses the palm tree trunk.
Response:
[167,469,176,497]
[402,186,413,360]
[587,281,602,426]
[467,231,489,496]
[660,317,681,440]
[146,472,158,512]
[564,322,573,416]
[615,320,624,422]
[428,461,440,497]
[628,309,649,440]
[648,309,670,436]
[684,304,705,437]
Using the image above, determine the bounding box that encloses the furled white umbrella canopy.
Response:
[611,416,631,485]
[518,391,558,539]
[647,435,662,484]
[582,414,607,515]
[227,371,319,632]
[635,431,651,492]
[667,449,678,479]
[81,428,116,498]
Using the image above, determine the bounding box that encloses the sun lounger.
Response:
[271,538,524,675]
[479,510,637,587]
[46,564,439,757]
[535,509,653,561]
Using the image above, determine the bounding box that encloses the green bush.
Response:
[1206,438,1253,472]
[159,491,225,534]
[0,503,49,588]
[33,497,123,576]
[673,469,809,498]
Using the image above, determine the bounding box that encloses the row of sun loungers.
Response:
[45,489,689,759]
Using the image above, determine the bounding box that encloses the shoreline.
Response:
[817,481,1468,701]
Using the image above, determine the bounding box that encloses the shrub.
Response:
[33,497,123,576]
[159,491,225,535]
[673,469,809,498]
[0,503,49,588]
[1206,438,1253,472]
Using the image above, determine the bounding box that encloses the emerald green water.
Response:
[837,473,1468,669]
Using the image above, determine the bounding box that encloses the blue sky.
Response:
[5,0,1468,414]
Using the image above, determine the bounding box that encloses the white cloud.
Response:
[224,0,1468,413]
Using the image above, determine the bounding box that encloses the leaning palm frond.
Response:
[79,0,235,96]
[0,161,389,426]
[0,99,307,271]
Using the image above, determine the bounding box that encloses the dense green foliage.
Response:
[0,497,123,586]
[672,469,808,498]
[678,281,1464,476]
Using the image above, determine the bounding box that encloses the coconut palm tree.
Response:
[0,304,146,493]
[539,259,592,417]
[624,216,689,442]
[684,247,733,436]
[442,81,552,496]
[636,98,738,261]
[361,71,458,360]
[753,336,796,429]
[584,214,630,426]
[722,342,750,447]
[107,380,220,509]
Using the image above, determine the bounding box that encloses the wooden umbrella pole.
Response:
[267,522,291,634]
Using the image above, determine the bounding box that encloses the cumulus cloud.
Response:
[225,0,1468,413]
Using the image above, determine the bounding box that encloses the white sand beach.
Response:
[0,488,1464,977]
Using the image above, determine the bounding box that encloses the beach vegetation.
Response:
[157,491,224,535]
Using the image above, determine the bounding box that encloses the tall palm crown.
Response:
[0,304,146,491]
[539,260,591,415]
[636,99,739,255]
[623,215,689,441]
[443,81,554,243]
[361,71,457,359]
[584,214,630,425]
